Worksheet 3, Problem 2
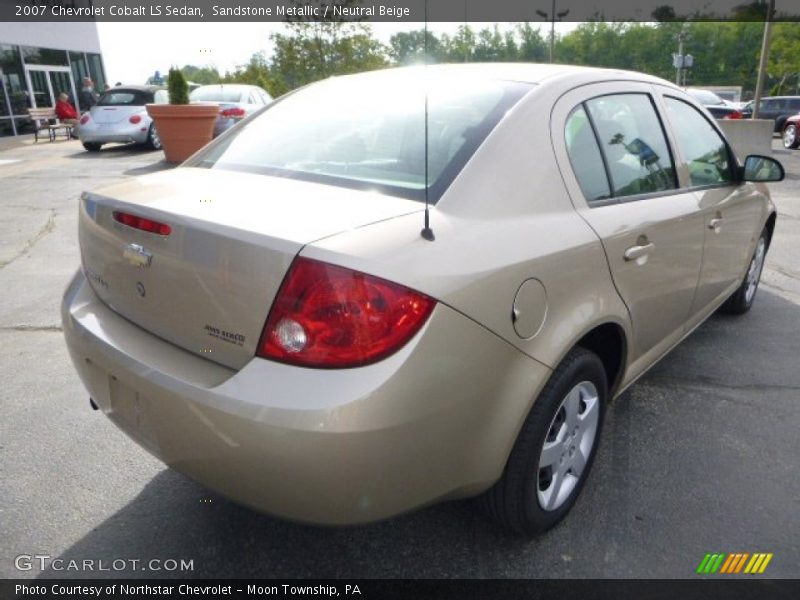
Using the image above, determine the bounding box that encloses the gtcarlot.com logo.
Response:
[696,552,773,575]
[14,555,194,572]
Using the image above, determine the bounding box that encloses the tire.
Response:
[719,229,768,315]
[145,124,162,150]
[480,347,607,535]
[783,124,800,150]
[82,142,102,152]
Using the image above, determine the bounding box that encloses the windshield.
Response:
[187,72,531,202]
[97,90,155,106]
[190,86,249,103]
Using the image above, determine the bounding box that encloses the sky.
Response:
[97,22,579,85]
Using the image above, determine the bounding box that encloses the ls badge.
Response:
[123,243,152,268]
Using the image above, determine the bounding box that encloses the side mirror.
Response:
[742,155,784,182]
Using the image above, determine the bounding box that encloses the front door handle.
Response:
[624,242,655,261]
[708,217,723,231]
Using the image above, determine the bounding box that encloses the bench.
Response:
[27,107,74,142]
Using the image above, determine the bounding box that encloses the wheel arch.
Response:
[765,210,777,249]
[573,322,628,398]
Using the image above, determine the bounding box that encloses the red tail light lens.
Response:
[724,111,744,120]
[257,257,435,368]
[79,114,90,125]
[112,211,172,235]
[220,107,246,118]
[129,115,142,124]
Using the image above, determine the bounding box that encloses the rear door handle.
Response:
[708,217,723,231]
[624,242,654,261]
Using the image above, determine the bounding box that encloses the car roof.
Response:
[108,85,165,92]
[192,84,259,90]
[331,63,678,90]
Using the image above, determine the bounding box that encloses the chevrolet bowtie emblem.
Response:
[123,243,152,268]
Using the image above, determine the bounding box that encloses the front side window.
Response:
[585,94,677,198]
[664,97,733,187]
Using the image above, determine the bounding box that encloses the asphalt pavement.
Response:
[0,135,798,579]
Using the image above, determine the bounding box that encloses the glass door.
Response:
[49,71,75,105]
[25,66,76,109]
[0,69,16,136]
[27,69,52,108]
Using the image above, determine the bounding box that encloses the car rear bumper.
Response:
[79,125,150,145]
[62,269,550,525]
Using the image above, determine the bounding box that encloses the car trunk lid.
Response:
[79,168,422,370]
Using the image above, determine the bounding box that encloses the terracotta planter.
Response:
[145,103,219,163]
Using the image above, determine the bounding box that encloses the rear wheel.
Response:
[480,347,607,535]
[82,142,102,152]
[720,230,768,315]
[783,124,799,150]
[145,124,162,150]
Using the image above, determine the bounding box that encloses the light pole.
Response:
[536,1,569,63]
[672,26,693,88]
[752,0,776,119]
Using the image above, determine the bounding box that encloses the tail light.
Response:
[724,111,744,120]
[129,115,142,124]
[220,107,246,118]
[79,114,90,125]
[257,257,435,368]
[113,211,172,235]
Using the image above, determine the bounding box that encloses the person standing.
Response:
[80,77,99,111]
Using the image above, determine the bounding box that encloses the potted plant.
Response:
[145,67,219,163]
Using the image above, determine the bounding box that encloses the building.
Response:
[1,21,106,137]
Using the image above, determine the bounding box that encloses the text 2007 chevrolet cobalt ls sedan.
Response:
[62,64,782,534]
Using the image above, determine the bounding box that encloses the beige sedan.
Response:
[62,64,782,534]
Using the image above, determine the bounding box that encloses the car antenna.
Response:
[420,0,435,242]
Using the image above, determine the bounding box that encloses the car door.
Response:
[659,91,764,318]
[552,82,706,379]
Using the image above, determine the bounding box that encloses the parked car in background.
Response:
[189,84,272,137]
[782,114,800,149]
[752,96,800,132]
[78,85,167,152]
[686,88,748,119]
[63,64,781,535]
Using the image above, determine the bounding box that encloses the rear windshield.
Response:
[190,87,248,103]
[688,89,725,106]
[187,74,531,203]
[97,90,156,106]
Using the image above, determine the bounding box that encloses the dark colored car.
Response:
[782,114,800,149]
[753,96,800,132]
[686,89,746,120]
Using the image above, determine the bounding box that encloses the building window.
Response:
[0,44,30,114]
[20,46,69,66]
[87,53,105,91]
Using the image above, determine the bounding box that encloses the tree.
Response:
[180,65,221,85]
[768,23,800,94]
[389,30,444,65]
[265,0,388,95]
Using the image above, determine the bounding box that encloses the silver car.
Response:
[78,85,168,152]
[62,64,781,534]
[189,84,272,137]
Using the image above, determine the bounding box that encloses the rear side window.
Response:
[585,94,677,198]
[565,106,611,202]
[789,99,800,110]
[664,97,734,187]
